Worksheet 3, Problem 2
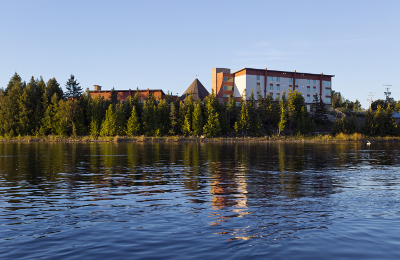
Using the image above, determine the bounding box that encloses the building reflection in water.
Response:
[205,144,252,240]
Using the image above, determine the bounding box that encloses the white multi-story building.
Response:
[212,68,334,111]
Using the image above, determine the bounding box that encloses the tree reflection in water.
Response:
[1,141,400,245]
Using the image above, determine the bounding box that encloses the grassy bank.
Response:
[1,133,400,143]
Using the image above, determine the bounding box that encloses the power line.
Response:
[383,84,392,102]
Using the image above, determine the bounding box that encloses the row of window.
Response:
[268,85,328,93]
[256,76,331,86]
[268,85,331,95]
[223,94,332,104]
[227,84,331,96]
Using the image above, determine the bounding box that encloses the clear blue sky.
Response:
[1,0,399,109]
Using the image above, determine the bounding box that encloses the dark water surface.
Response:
[1,142,400,259]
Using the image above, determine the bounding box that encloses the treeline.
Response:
[330,88,400,136]
[0,73,334,138]
[332,104,398,136]
[331,90,362,112]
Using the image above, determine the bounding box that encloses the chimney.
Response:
[94,85,102,91]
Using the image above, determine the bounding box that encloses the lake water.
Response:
[1,142,400,259]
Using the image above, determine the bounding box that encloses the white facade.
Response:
[233,74,331,104]
[234,74,246,98]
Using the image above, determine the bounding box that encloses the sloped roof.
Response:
[392,112,400,119]
[180,78,210,101]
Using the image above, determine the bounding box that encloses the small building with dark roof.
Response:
[180,78,210,101]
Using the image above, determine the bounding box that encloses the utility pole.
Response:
[383,84,392,103]
[367,92,374,108]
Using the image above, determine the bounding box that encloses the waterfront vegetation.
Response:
[3,133,400,144]
[1,73,399,141]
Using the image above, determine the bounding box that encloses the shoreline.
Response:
[1,134,400,143]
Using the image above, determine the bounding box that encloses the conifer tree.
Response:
[331,117,342,136]
[296,106,314,135]
[0,73,24,136]
[156,99,170,136]
[258,93,276,129]
[89,95,103,137]
[219,108,230,135]
[5,72,23,93]
[253,113,263,136]
[165,91,175,104]
[65,74,82,99]
[18,80,35,135]
[54,99,72,136]
[124,96,134,120]
[169,102,178,135]
[278,90,288,136]
[312,94,329,124]
[37,77,47,104]
[90,119,101,137]
[76,88,93,135]
[185,93,194,119]
[362,108,374,136]
[192,102,203,136]
[40,93,59,135]
[226,94,237,129]
[62,98,84,136]
[14,76,44,135]
[110,88,119,105]
[46,78,63,102]
[100,104,117,136]
[384,104,398,136]
[182,113,192,136]
[288,89,305,129]
[332,116,358,135]
[235,96,250,136]
[203,101,221,137]
[115,102,127,135]
[132,90,142,114]
[177,101,186,134]
[203,90,219,120]
[142,99,156,135]
[373,105,386,136]
[126,106,141,136]
[346,116,358,134]
[256,86,267,132]
[247,90,258,135]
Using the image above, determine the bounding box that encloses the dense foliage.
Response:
[331,90,362,111]
[0,74,323,138]
[5,73,397,138]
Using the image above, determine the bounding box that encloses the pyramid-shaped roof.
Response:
[180,78,210,101]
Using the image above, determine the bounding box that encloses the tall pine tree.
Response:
[192,102,203,136]
[126,106,141,136]
[278,90,288,136]
[65,74,82,99]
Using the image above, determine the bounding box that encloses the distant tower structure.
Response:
[212,68,231,94]
[367,92,374,108]
[383,84,392,103]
